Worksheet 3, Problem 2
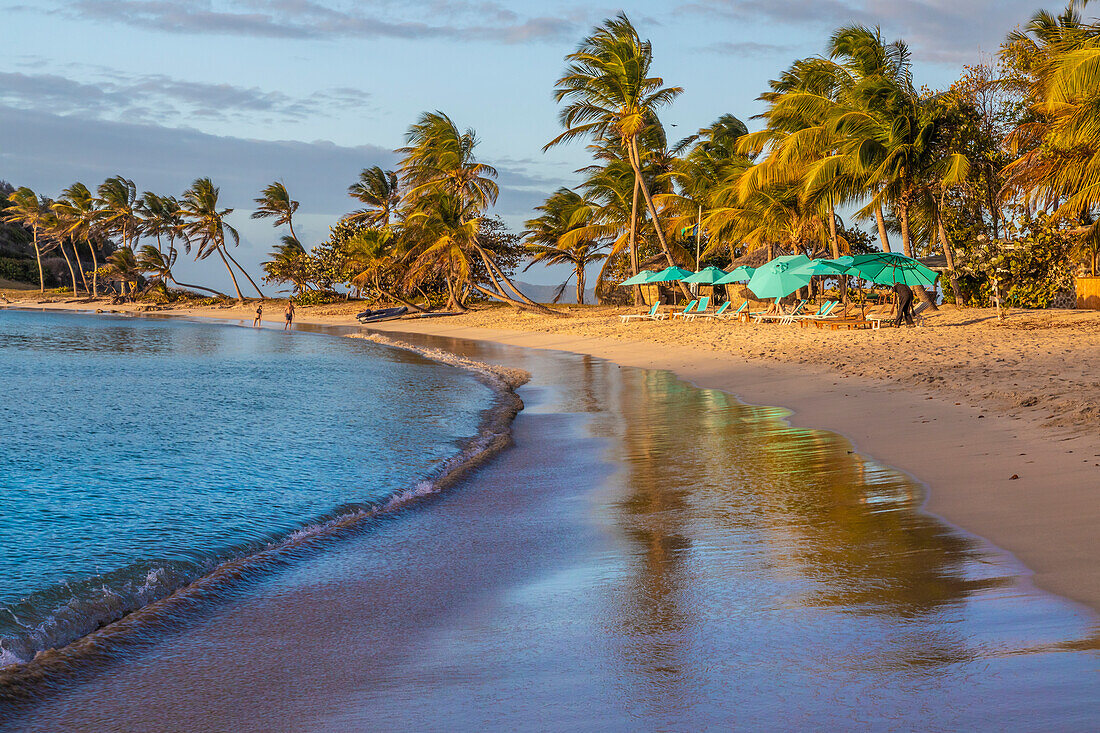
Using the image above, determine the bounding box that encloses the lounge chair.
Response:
[688,300,734,321]
[753,299,806,324]
[789,300,837,323]
[620,302,665,323]
[671,297,707,319]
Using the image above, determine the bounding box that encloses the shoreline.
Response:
[5,301,1100,617]
[363,317,1100,614]
[0,311,528,701]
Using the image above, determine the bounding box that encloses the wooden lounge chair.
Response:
[620,302,665,323]
[789,300,837,323]
[672,296,708,319]
[868,300,931,328]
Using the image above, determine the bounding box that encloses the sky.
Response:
[1,0,1073,292]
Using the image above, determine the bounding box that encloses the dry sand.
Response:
[6,294,1100,614]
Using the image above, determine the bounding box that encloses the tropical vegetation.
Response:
[4,1,1099,311]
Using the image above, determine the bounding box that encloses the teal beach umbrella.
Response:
[714,265,756,284]
[681,266,729,284]
[746,254,812,299]
[849,253,938,287]
[620,270,659,287]
[790,258,852,276]
[650,265,695,282]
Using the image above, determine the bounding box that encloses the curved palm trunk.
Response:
[629,177,642,306]
[445,277,466,312]
[31,227,44,293]
[87,240,99,297]
[59,239,79,294]
[72,244,89,294]
[472,242,554,313]
[898,195,936,309]
[288,218,298,243]
[937,216,965,306]
[627,138,691,301]
[169,277,229,299]
[222,249,265,298]
[576,261,586,305]
[875,204,892,253]
[216,245,246,303]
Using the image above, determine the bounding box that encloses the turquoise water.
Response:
[0,309,490,666]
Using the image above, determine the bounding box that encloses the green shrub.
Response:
[292,290,344,306]
[0,256,41,284]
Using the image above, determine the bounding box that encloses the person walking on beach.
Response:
[253,302,263,327]
[893,282,915,327]
[284,300,294,330]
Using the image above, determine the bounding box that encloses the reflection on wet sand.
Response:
[5,330,1098,731]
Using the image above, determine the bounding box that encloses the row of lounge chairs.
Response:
[620,298,926,329]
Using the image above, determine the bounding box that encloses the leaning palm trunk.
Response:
[31,227,44,293]
[72,244,89,294]
[471,242,555,313]
[221,248,265,298]
[169,277,229,299]
[215,245,246,303]
[86,241,99,297]
[629,178,642,306]
[58,240,79,294]
[875,204,892,253]
[627,138,691,301]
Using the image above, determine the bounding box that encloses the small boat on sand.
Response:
[356,306,408,324]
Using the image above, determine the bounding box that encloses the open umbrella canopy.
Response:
[620,270,659,287]
[849,253,938,287]
[681,266,729,284]
[747,254,812,299]
[714,265,756,284]
[650,265,696,282]
[790,258,852,276]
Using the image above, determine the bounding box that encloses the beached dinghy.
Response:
[356,306,408,324]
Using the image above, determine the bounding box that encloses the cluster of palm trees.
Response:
[2,176,279,303]
[524,4,1100,306]
[276,112,550,313]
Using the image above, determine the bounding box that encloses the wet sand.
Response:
[7,331,1099,731]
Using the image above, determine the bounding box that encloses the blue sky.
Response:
[1,0,1069,291]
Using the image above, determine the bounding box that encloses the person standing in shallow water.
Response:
[893,282,915,327]
[284,300,294,330]
[253,302,263,327]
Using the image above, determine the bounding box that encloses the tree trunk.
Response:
[87,241,99,297]
[627,138,691,300]
[216,245,246,303]
[827,202,840,259]
[899,197,934,307]
[73,243,89,293]
[937,208,965,307]
[59,240,79,293]
[288,218,298,243]
[472,242,553,312]
[222,248,265,298]
[32,227,44,293]
[169,277,229,299]
[375,280,426,312]
[875,203,892,253]
[576,262,586,305]
[629,177,642,306]
[445,277,466,312]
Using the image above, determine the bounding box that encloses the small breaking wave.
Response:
[0,334,528,712]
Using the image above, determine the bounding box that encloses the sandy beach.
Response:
[5,295,1100,617]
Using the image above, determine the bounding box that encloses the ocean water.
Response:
[0,309,490,666]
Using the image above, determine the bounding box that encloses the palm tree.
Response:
[40,207,79,294]
[135,242,229,299]
[177,177,253,304]
[261,235,311,295]
[52,184,101,295]
[344,228,426,311]
[105,246,143,298]
[251,181,300,241]
[524,188,608,304]
[2,187,50,292]
[398,111,549,312]
[546,13,686,298]
[346,167,400,228]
